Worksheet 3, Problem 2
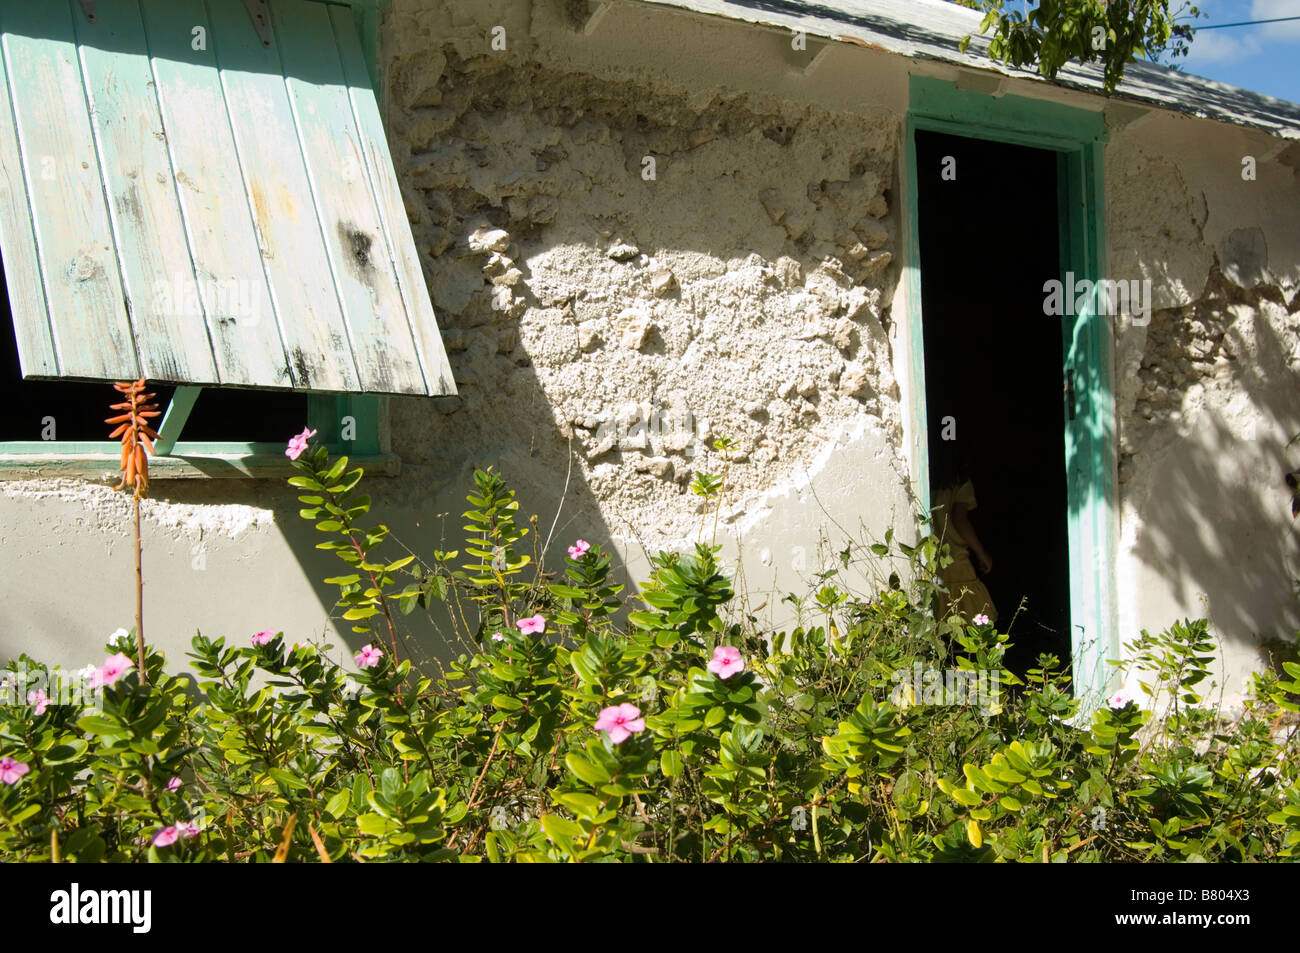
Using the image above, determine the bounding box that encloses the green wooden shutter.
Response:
[0,0,454,397]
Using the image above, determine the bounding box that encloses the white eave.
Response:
[633,0,1300,140]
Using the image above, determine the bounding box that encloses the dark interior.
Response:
[916,128,1073,681]
[0,256,306,444]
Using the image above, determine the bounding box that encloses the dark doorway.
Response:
[915,129,1073,682]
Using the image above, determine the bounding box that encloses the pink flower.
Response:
[491,632,505,642]
[176,820,201,840]
[973,613,991,626]
[516,614,546,636]
[594,703,645,744]
[27,689,49,716]
[567,539,591,559]
[355,644,383,669]
[1109,690,1131,709]
[166,777,182,792]
[0,756,30,785]
[90,653,134,689]
[251,630,275,646]
[707,645,745,680]
[152,826,179,848]
[285,427,317,461]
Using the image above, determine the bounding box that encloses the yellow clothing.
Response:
[932,480,997,624]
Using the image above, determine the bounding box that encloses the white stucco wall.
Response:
[380,0,917,629]
[1107,109,1300,700]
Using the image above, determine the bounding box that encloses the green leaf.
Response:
[324,456,349,484]
[540,814,584,843]
[556,792,604,820]
[325,790,351,818]
[77,714,125,736]
[268,768,308,791]
[660,750,683,778]
[357,812,398,836]
[44,740,88,763]
[549,585,589,600]
[565,752,611,786]
[9,804,41,825]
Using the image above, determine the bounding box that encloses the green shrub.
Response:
[1,441,1296,862]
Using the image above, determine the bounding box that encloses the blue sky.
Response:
[1167,0,1300,103]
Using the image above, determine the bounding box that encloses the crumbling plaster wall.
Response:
[0,0,920,670]
[1108,109,1300,697]
[380,0,916,615]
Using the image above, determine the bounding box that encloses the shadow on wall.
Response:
[354,48,900,656]
[1122,267,1300,666]
[66,42,906,669]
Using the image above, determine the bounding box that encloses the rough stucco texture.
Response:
[1109,111,1300,696]
[381,0,908,558]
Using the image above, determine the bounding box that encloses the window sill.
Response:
[0,451,402,480]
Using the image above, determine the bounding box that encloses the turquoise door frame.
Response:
[903,76,1119,707]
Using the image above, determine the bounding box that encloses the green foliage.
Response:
[956,0,1201,93]
[292,445,403,651]
[1,455,1296,862]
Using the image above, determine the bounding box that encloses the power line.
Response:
[1195,15,1300,30]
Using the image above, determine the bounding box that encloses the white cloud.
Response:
[1252,0,1300,39]
[1178,0,1300,64]
[1186,30,1261,64]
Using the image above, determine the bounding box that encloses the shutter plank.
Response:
[329,4,455,397]
[273,0,424,395]
[0,9,56,378]
[207,0,358,392]
[74,0,218,384]
[1,0,137,379]
[139,0,288,388]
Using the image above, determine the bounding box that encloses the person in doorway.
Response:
[930,442,997,626]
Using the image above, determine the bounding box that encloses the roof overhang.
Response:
[632,0,1300,140]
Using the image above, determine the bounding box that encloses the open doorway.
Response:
[915,129,1073,682]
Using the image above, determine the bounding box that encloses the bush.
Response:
[1,443,1297,862]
